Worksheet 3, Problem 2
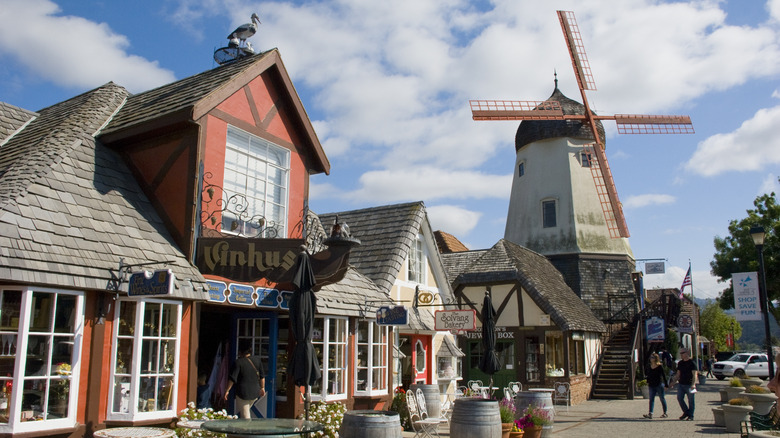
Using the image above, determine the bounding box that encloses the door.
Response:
[232,313,279,418]
[466,339,517,392]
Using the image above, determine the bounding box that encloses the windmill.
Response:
[470,10,694,238]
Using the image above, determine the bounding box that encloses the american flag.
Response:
[679,266,692,298]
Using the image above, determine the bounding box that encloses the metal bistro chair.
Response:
[503,387,513,402]
[553,382,571,413]
[508,381,522,395]
[440,387,463,425]
[417,389,446,434]
[406,389,441,438]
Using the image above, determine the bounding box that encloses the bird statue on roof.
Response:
[227,13,261,45]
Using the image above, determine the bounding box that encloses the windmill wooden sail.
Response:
[470,10,694,238]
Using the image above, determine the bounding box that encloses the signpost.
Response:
[434,309,476,332]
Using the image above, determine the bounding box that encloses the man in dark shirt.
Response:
[673,348,698,421]
[224,341,266,418]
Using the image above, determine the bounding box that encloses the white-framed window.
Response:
[0,287,84,433]
[414,340,426,375]
[108,299,181,421]
[354,321,388,396]
[223,125,290,238]
[518,161,525,177]
[542,199,557,228]
[407,235,425,283]
[311,317,348,400]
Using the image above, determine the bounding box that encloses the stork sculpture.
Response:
[470,11,694,238]
[227,13,261,47]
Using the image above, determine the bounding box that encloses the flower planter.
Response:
[742,378,764,388]
[509,431,524,438]
[639,386,649,399]
[722,404,753,433]
[724,386,746,401]
[742,392,778,415]
[719,389,730,403]
[711,406,724,427]
[502,423,513,438]
[523,425,543,438]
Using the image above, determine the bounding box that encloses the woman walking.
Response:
[643,352,669,419]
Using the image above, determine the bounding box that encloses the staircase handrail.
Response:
[624,317,642,400]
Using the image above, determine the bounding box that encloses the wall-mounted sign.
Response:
[128,269,174,297]
[417,291,435,305]
[434,310,476,331]
[539,315,551,326]
[677,314,694,333]
[464,327,514,339]
[196,238,302,282]
[645,262,665,274]
[207,280,227,302]
[206,280,292,310]
[732,271,762,321]
[646,316,665,342]
[376,306,408,325]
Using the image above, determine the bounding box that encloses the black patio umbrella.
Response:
[478,290,500,396]
[289,250,321,419]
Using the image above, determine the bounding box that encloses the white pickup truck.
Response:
[711,353,770,380]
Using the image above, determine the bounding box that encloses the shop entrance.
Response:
[399,334,430,388]
[466,339,516,391]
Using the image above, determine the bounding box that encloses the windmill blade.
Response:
[584,144,630,238]
[470,100,564,121]
[558,11,597,91]
[614,114,695,134]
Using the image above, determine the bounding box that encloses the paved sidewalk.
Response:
[402,378,743,437]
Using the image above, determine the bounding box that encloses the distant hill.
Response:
[694,297,780,349]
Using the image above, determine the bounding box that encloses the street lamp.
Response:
[751,225,774,378]
[731,321,735,354]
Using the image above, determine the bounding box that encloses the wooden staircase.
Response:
[592,324,634,399]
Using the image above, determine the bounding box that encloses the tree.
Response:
[699,302,741,352]
[711,186,780,325]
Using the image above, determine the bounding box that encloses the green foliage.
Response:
[729,377,744,387]
[700,302,742,351]
[711,189,780,326]
[746,385,770,394]
[728,397,752,406]
[390,388,412,431]
[499,398,517,423]
[636,379,648,388]
[300,401,347,438]
[175,402,237,438]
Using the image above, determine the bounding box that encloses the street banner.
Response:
[645,316,665,342]
[732,271,762,321]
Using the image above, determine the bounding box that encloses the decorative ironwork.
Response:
[200,172,282,238]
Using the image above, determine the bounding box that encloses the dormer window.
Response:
[408,235,425,283]
[223,126,290,237]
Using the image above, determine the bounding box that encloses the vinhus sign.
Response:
[196,238,303,282]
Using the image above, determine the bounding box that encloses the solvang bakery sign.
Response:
[196,237,304,282]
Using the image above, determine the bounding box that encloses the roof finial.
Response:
[554,70,558,89]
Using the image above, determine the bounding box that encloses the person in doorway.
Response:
[672,348,698,421]
[224,340,266,418]
[196,372,210,409]
[766,353,780,397]
[643,352,668,419]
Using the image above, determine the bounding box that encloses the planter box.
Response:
[712,407,724,427]
[743,378,765,388]
[722,404,753,433]
[742,392,778,415]
[724,386,746,401]
[719,389,730,403]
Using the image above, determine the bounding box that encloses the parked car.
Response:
[711,353,770,380]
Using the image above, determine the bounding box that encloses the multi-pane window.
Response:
[355,321,388,395]
[110,299,180,420]
[223,126,290,238]
[414,340,426,375]
[0,288,83,433]
[542,200,557,228]
[545,332,565,377]
[408,236,425,283]
[569,332,585,375]
[580,152,592,167]
[518,161,525,177]
[311,317,347,400]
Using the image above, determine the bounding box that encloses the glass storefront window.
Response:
[437,356,462,379]
[109,299,181,420]
[545,332,564,377]
[355,321,388,395]
[311,316,347,400]
[568,334,585,375]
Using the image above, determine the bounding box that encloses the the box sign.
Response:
[128,269,174,297]
[206,280,293,310]
[646,316,665,342]
[376,306,408,326]
[434,310,476,331]
[196,238,303,282]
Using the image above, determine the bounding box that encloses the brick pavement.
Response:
[402,377,744,437]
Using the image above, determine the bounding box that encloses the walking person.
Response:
[224,340,266,418]
[705,356,715,378]
[672,348,698,421]
[643,352,668,419]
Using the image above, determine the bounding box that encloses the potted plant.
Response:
[741,373,764,388]
[516,404,551,438]
[499,398,517,438]
[741,385,778,415]
[509,421,525,438]
[711,405,725,427]
[389,387,412,431]
[722,397,753,433]
[636,379,649,398]
[724,377,746,401]
[175,402,237,437]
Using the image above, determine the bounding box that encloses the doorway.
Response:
[232,312,284,418]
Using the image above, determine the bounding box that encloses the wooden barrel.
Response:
[339,410,402,438]
[410,384,442,418]
[450,398,501,438]
[515,390,555,437]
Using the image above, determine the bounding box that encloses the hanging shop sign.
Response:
[196,238,303,282]
[434,309,476,331]
[376,306,409,325]
[677,314,694,334]
[128,269,174,297]
[645,262,665,274]
[645,316,665,342]
[206,280,292,310]
[732,271,762,322]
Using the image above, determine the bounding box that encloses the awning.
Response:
[437,335,465,358]
[393,344,406,359]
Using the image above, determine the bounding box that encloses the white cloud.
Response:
[426,205,482,236]
[0,0,175,93]
[759,173,780,195]
[684,106,780,176]
[623,194,676,209]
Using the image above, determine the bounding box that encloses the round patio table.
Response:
[93,427,176,438]
[202,418,324,437]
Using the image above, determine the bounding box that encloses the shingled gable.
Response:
[0,83,207,299]
[452,239,605,332]
[99,48,329,175]
[0,102,37,146]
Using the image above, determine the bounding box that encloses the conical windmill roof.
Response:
[514,86,606,151]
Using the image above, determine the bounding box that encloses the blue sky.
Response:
[2,0,780,300]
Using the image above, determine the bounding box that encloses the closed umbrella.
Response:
[289,250,321,419]
[479,290,500,397]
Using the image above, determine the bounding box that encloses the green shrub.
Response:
[390,387,412,431]
[728,397,752,406]
[175,402,236,438]
[300,401,347,438]
[729,378,744,387]
[636,379,648,388]
[746,385,771,394]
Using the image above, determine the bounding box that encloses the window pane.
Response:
[26,335,49,376]
[143,304,160,337]
[141,340,160,373]
[29,292,53,332]
[543,200,556,228]
[112,376,131,413]
[357,322,368,343]
[47,373,70,419]
[53,295,77,333]
[118,301,137,336]
[0,290,22,330]
[160,304,176,337]
[159,340,176,373]
[415,341,425,373]
[21,379,45,421]
[157,376,174,411]
[116,338,133,374]
[138,376,156,412]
